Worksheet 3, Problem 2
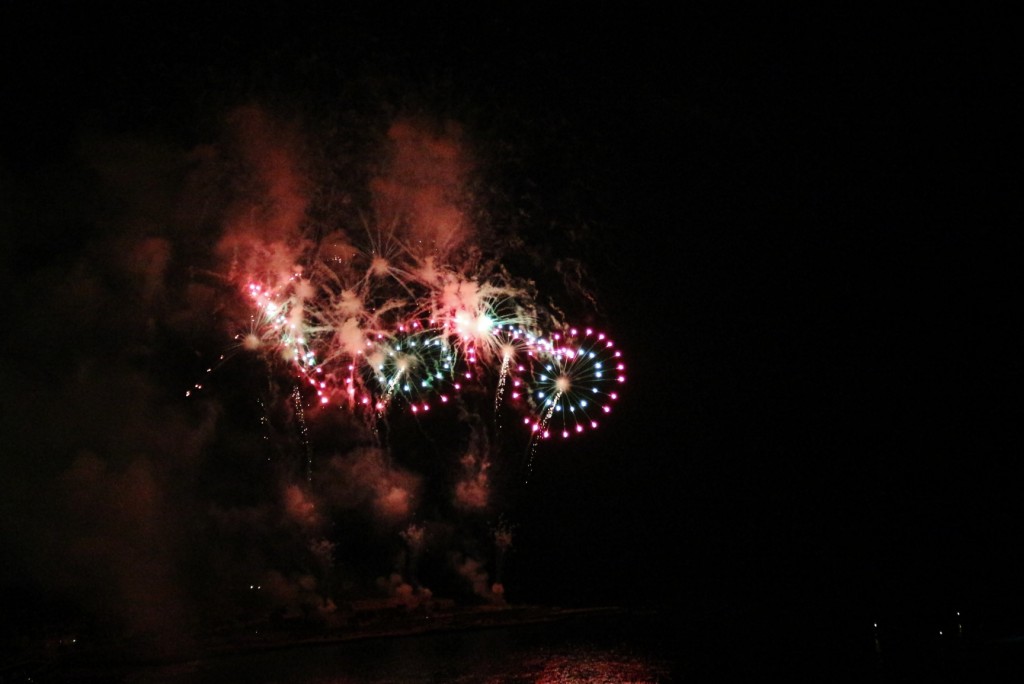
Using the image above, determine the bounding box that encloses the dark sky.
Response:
[1,2,1018,657]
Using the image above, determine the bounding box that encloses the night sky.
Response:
[1,3,1018,668]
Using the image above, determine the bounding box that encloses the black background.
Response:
[1,2,1019,672]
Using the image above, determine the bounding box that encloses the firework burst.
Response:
[523,326,626,442]
[196,114,625,472]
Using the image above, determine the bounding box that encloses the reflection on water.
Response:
[122,610,675,684]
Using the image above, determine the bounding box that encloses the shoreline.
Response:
[33,603,638,676]
[202,603,629,659]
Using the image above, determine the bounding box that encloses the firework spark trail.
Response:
[293,386,313,483]
[490,327,536,413]
[494,353,511,417]
[524,388,563,481]
[537,390,563,439]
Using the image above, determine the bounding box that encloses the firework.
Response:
[523,326,626,442]
[359,320,457,415]
[202,116,625,455]
[234,263,626,444]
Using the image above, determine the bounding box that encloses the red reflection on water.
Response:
[533,652,670,683]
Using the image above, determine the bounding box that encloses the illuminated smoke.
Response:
[0,95,621,654]
[454,554,505,605]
